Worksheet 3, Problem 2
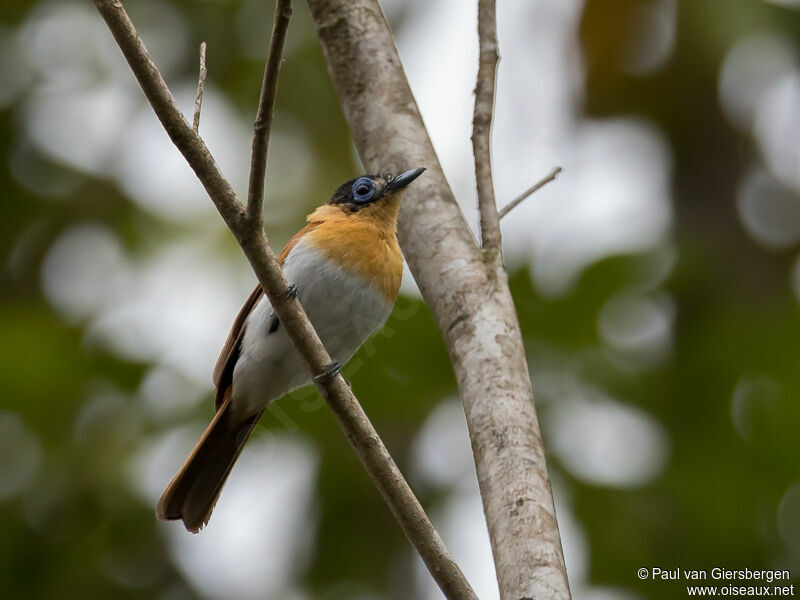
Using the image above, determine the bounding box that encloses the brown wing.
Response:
[212,284,263,409]
[211,222,321,410]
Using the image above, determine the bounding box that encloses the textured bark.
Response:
[472,0,502,257]
[192,41,207,133]
[306,1,571,598]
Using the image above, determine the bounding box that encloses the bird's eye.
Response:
[352,177,375,203]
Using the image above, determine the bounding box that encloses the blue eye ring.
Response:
[352,177,375,203]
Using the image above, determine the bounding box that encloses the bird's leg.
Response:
[284,283,298,300]
[315,360,341,382]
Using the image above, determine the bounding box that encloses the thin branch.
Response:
[498,166,562,220]
[192,41,207,133]
[246,0,291,225]
[92,1,476,598]
[472,0,502,259]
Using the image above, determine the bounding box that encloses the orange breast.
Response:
[304,208,403,303]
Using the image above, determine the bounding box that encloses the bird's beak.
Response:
[388,167,426,192]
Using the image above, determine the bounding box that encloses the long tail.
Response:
[156,392,263,533]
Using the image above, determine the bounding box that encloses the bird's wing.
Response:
[211,222,320,410]
[212,284,263,409]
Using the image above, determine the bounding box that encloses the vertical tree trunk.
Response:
[306,2,571,598]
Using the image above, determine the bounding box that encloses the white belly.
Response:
[230,238,393,417]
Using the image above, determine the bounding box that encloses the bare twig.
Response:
[192,41,207,133]
[246,0,291,225]
[498,166,562,220]
[92,1,476,598]
[472,0,502,259]
[92,0,244,231]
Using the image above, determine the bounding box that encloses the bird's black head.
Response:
[328,167,426,211]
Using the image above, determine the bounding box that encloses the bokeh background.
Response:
[2,0,800,598]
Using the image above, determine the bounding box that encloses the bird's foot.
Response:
[284,283,298,301]
[315,360,341,382]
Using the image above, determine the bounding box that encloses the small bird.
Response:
[156,167,425,532]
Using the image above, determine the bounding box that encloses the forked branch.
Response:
[305,0,572,597]
[92,1,476,597]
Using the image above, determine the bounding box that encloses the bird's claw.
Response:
[284,283,298,300]
[315,360,341,382]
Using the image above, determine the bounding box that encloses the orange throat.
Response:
[302,197,403,303]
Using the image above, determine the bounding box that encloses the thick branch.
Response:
[498,166,562,220]
[307,1,571,598]
[92,1,475,598]
[472,0,502,259]
[246,0,292,225]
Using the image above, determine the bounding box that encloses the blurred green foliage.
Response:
[2,0,800,599]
